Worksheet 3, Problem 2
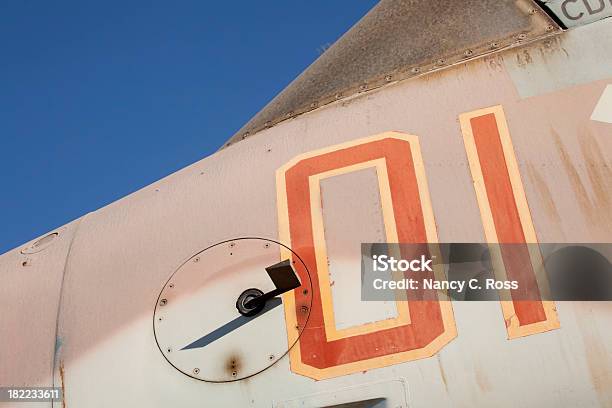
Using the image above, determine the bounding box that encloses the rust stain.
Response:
[575,303,612,407]
[552,126,612,239]
[59,361,66,408]
[525,163,562,224]
[525,162,564,239]
[484,55,503,72]
[473,361,492,393]
[551,129,594,221]
[537,37,568,59]
[437,354,449,393]
[578,128,612,229]
[225,354,242,378]
[515,49,533,68]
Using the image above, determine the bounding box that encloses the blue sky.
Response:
[0,1,377,254]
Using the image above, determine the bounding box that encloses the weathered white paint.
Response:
[591,84,612,123]
[505,18,612,98]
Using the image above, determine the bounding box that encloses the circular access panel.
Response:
[153,238,312,382]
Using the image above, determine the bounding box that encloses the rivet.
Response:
[301,306,309,313]
[437,58,445,65]
[518,33,527,40]
[160,299,167,306]
[490,42,499,49]
[464,49,473,57]
[193,368,200,375]
[168,283,174,288]
[385,75,392,82]
[546,25,555,31]
[194,257,200,263]
[411,67,420,74]
[231,371,237,377]
[167,347,172,353]
[268,354,274,361]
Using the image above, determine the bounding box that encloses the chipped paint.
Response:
[59,361,66,408]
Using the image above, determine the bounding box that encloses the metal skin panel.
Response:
[0,220,80,402]
[0,19,611,408]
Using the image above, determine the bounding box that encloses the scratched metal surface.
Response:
[224,0,560,147]
[0,16,611,408]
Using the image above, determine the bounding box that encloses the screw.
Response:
[490,42,499,49]
[301,306,309,313]
[411,67,420,74]
[518,33,527,40]
[385,75,392,82]
[193,368,200,374]
[464,49,473,57]
[546,25,555,31]
[160,299,167,306]
[437,59,445,65]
